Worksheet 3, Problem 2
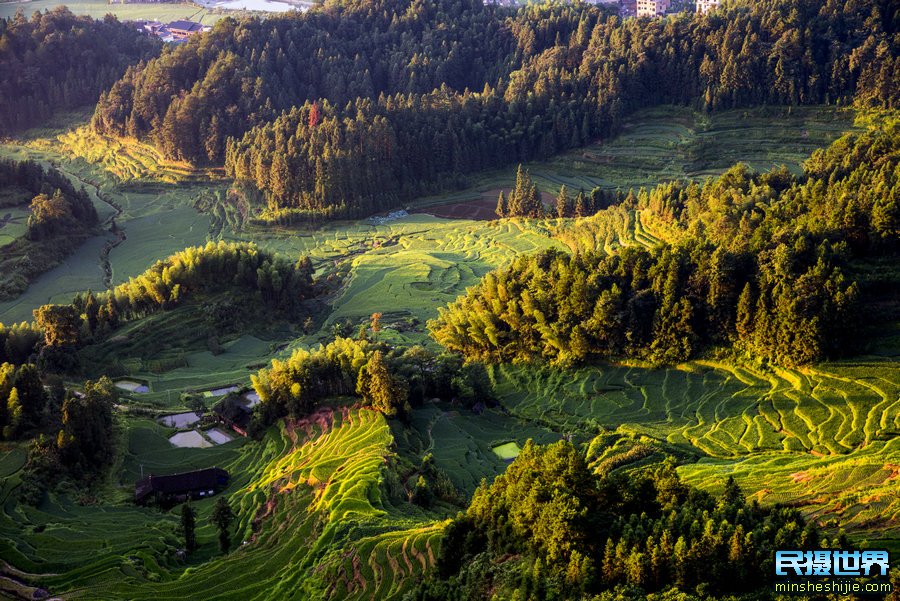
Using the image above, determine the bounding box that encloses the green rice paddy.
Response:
[491,349,900,536]
[0,103,895,597]
[491,441,521,460]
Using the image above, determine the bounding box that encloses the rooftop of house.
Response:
[168,20,203,32]
[135,467,229,502]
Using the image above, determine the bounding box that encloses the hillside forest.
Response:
[0,0,897,600]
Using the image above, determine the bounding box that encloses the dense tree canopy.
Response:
[94,0,899,220]
[430,123,899,366]
[0,7,159,133]
[0,362,46,439]
[251,337,492,429]
[412,440,832,600]
[93,0,521,165]
[75,241,317,332]
[56,376,117,475]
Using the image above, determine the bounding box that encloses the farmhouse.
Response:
[213,396,252,437]
[134,468,229,504]
[636,0,670,17]
[167,20,205,40]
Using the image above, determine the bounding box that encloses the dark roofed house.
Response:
[168,20,203,40]
[135,467,229,504]
[214,395,252,437]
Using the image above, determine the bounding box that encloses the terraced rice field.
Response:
[530,104,857,191]
[56,128,225,186]
[0,102,891,596]
[230,214,566,343]
[493,354,900,535]
[0,126,219,324]
[0,407,442,600]
[406,404,560,494]
[402,105,855,220]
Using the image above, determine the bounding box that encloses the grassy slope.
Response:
[407,104,856,209]
[2,407,442,600]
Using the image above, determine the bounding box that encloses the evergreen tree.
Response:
[181,503,197,553]
[211,497,235,554]
[574,190,587,217]
[357,351,408,417]
[495,190,508,218]
[4,387,22,439]
[13,364,45,429]
[556,185,570,218]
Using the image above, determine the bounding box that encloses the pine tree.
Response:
[308,101,322,128]
[574,190,587,217]
[5,387,22,439]
[590,188,603,215]
[0,363,13,434]
[495,190,508,218]
[526,181,543,218]
[357,350,408,417]
[735,282,754,343]
[13,364,45,428]
[181,503,197,553]
[211,497,235,554]
[555,185,570,218]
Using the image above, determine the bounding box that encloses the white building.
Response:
[696,0,720,14]
[636,0,670,18]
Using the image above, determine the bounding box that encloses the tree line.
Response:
[251,326,493,432]
[496,165,614,219]
[94,0,899,220]
[429,123,898,367]
[0,364,117,503]
[0,158,99,300]
[0,7,159,134]
[0,241,319,376]
[0,241,323,500]
[411,440,839,600]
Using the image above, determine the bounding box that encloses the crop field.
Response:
[491,349,900,536]
[0,206,29,246]
[2,100,895,598]
[529,104,857,191]
[403,404,560,494]
[80,304,290,401]
[229,214,566,344]
[57,127,223,186]
[107,205,213,285]
[0,233,110,323]
[409,105,856,218]
[0,120,220,323]
[0,0,221,23]
[0,407,443,600]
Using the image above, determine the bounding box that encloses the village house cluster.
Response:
[631,0,720,18]
[131,19,211,43]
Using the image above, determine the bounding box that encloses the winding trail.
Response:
[51,161,127,289]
